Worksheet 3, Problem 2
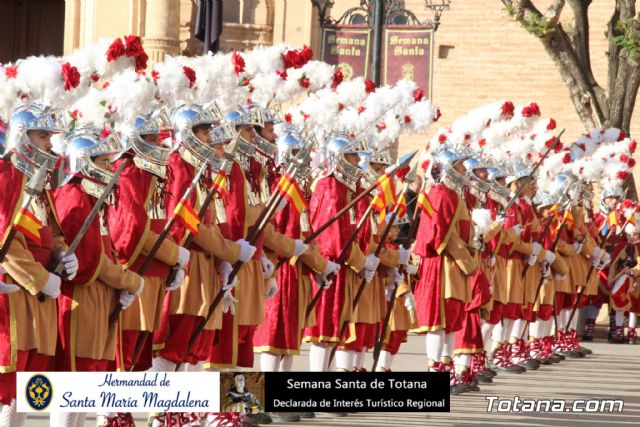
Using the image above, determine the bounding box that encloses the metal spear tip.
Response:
[385,150,418,175]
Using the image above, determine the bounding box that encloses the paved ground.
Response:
[24,326,639,426]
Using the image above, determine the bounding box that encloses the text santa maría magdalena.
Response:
[60,390,209,411]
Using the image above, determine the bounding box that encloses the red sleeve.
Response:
[413,184,459,258]
[164,153,197,245]
[106,157,153,266]
[309,176,352,260]
[52,182,102,285]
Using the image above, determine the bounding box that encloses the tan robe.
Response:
[169,188,241,331]
[4,224,67,357]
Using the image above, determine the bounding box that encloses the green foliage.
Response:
[504,4,554,38]
[613,18,640,60]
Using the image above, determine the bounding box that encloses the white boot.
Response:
[150,356,177,372]
[377,350,392,371]
[334,349,354,371]
[260,352,280,372]
[279,355,293,372]
[50,412,78,427]
[309,343,331,372]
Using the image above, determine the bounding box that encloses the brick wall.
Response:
[395,0,639,156]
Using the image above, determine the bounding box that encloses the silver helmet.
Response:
[276,127,304,166]
[486,165,512,206]
[123,108,172,177]
[600,184,623,214]
[225,106,264,129]
[505,161,533,186]
[65,126,123,199]
[223,108,258,159]
[433,145,471,191]
[246,103,279,163]
[172,104,220,167]
[532,192,556,209]
[370,150,393,167]
[326,132,368,190]
[6,103,67,177]
[463,156,492,201]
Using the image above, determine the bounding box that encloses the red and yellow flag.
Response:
[211,171,228,199]
[562,209,574,230]
[276,173,309,214]
[395,192,407,219]
[417,189,435,217]
[608,211,619,227]
[13,208,43,245]
[174,199,200,236]
[374,173,397,209]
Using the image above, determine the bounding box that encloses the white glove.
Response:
[166,268,185,291]
[236,239,257,263]
[591,247,602,266]
[136,278,145,297]
[176,247,190,269]
[544,250,556,264]
[404,292,416,312]
[393,269,403,285]
[385,283,395,301]
[554,273,567,281]
[314,274,333,289]
[218,261,237,291]
[362,268,376,283]
[323,260,340,277]
[264,277,278,299]
[41,273,62,298]
[260,256,275,279]
[488,256,497,268]
[406,263,418,276]
[573,242,583,254]
[542,264,552,278]
[0,267,19,294]
[222,290,237,315]
[599,252,611,269]
[495,215,505,226]
[531,242,542,257]
[397,247,410,265]
[364,254,380,271]
[511,224,523,236]
[119,291,136,310]
[527,253,538,266]
[293,240,308,258]
[59,252,79,281]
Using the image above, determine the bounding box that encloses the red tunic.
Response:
[303,176,359,342]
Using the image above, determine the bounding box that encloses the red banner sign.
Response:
[321,25,372,81]
[383,26,434,98]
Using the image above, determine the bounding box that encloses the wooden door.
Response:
[0,0,64,63]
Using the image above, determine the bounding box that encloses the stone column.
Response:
[143,0,180,62]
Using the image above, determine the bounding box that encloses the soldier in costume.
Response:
[336,149,407,372]
[206,108,302,371]
[302,133,378,373]
[375,214,418,372]
[105,110,190,374]
[254,129,338,369]
[0,104,77,427]
[481,167,527,374]
[151,105,256,374]
[411,145,477,383]
[582,186,620,341]
[50,127,145,427]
